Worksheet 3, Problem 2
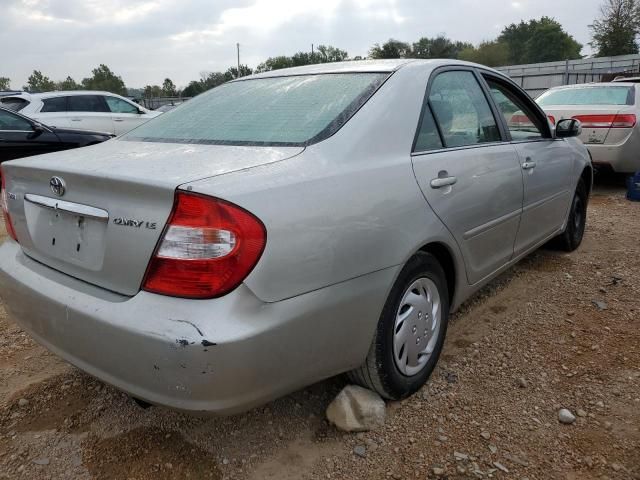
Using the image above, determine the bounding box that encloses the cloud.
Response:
[1,0,602,90]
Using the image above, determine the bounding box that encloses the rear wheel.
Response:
[348,252,450,400]
[554,179,587,252]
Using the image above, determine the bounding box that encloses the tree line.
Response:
[2,0,639,98]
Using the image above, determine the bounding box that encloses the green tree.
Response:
[368,39,412,59]
[81,64,127,95]
[226,65,253,79]
[315,45,348,62]
[56,76,80,91]
[412,36,473,59]
[590,0,640,56]
[0,77,10,90]
[256,56,296,73]
[23,70,56,92]
[161,78,177,96]
[499,17,582,64]
[181,80,204,98]
[143,85,162,98]
[458,41,510,67]
[255,45,349,72]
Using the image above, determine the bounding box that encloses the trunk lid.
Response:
[3,139,303,295]
[542,105,633,145]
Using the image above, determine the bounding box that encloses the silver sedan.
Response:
[0,60,592,414]
[537,82,639,173]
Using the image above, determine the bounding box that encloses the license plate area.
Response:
[24,195,108,271]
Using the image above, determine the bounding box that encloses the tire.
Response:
[554,178,588,252]
[348,252,450,400]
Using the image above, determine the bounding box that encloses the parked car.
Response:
[613,76,640,83]
[155,102,184,113]
[537,82,639,173]
[0,107,114,163]
[0,91,161,136]
[0,60,592,414]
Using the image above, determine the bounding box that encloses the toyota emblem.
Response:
[49,176,66,197]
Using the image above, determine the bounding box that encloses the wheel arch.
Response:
[418,241,457,307]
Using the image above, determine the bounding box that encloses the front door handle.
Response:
[114,118,124,122]
[522,161,537,170]
[430,175,458,189]
[70,118,82,122]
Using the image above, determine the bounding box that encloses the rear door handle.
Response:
[430,176,458,189]
[114,118,124,122]
[522,161,537,170]
[70,118,82,122]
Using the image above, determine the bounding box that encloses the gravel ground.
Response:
[0,180,638,480]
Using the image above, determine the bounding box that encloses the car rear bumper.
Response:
[0,240,396,414]
[587,134,640,173]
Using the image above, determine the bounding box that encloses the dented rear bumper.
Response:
[0,240,395,414]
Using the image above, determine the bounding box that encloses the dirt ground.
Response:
[0,178,638,480]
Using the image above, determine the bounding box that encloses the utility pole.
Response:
[311,43,314,56]
[237,43,240,78]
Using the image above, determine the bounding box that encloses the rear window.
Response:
[0,97,29,112]
[41,97,68,113]
[123,73,388,146]
[537,86,635,106]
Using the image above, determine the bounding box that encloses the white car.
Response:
[0,91,161,136]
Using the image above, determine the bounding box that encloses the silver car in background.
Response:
[0,60,592,414]
[537,82,639,173]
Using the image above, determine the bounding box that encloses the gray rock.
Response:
[353,445,367,458]
[493,462,509,473]
[480,431,491,440]
[592,300,608,311]
[32,458,49,465]
[432,467,445,476]
[17,398,29,407]
[454,451,469,461]
[558,408,576,424]
[517,377,528,388]
[576,409,587,418]
[326,385,386,432]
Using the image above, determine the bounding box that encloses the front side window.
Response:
[428,71,500,148]
[537,86,635,106]
[68,95,108,113]
[0,110,32,130]
[124,73,388,146]
[105,96,139,114]
[486,79,545,141]
[41,97,68,113]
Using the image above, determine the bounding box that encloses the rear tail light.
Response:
[143,191,266,299]
[0,167,18,243]
[572,114,637,129]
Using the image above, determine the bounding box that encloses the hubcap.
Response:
[393,277,442,376]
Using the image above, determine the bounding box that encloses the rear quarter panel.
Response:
[183,63,464,304]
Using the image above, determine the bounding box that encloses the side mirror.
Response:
[137,108,146,115]
[27,123,45,139]
[555,119,582,138]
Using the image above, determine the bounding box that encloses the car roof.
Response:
[3,91,125,100]
[545,82,637,91]
[242,59,501,80]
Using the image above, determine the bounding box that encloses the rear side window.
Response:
[428,71,501,148]
[414,105,443,151]
[68,95,108,112]
[0,97,29,112]
[41,97,68,113]
[537,86,635,106]
[124,73,388,146]
[105,96,139,114]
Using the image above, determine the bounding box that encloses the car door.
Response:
[481,73,573,255]
[0,110,60,161]
[411,68,524,285]
[67,95,115,134]
[103,95,148,135]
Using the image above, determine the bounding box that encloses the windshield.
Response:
[124,73,388,146]
[537,86,635,106]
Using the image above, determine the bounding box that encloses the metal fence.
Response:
[497,54,640,97]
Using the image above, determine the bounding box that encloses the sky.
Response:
[2,0,603,90]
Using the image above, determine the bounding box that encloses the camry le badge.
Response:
[49,176,66,197]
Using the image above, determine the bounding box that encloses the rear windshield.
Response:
[123,73,388,146]
[537,86,635,106]
[0,97,29,112]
